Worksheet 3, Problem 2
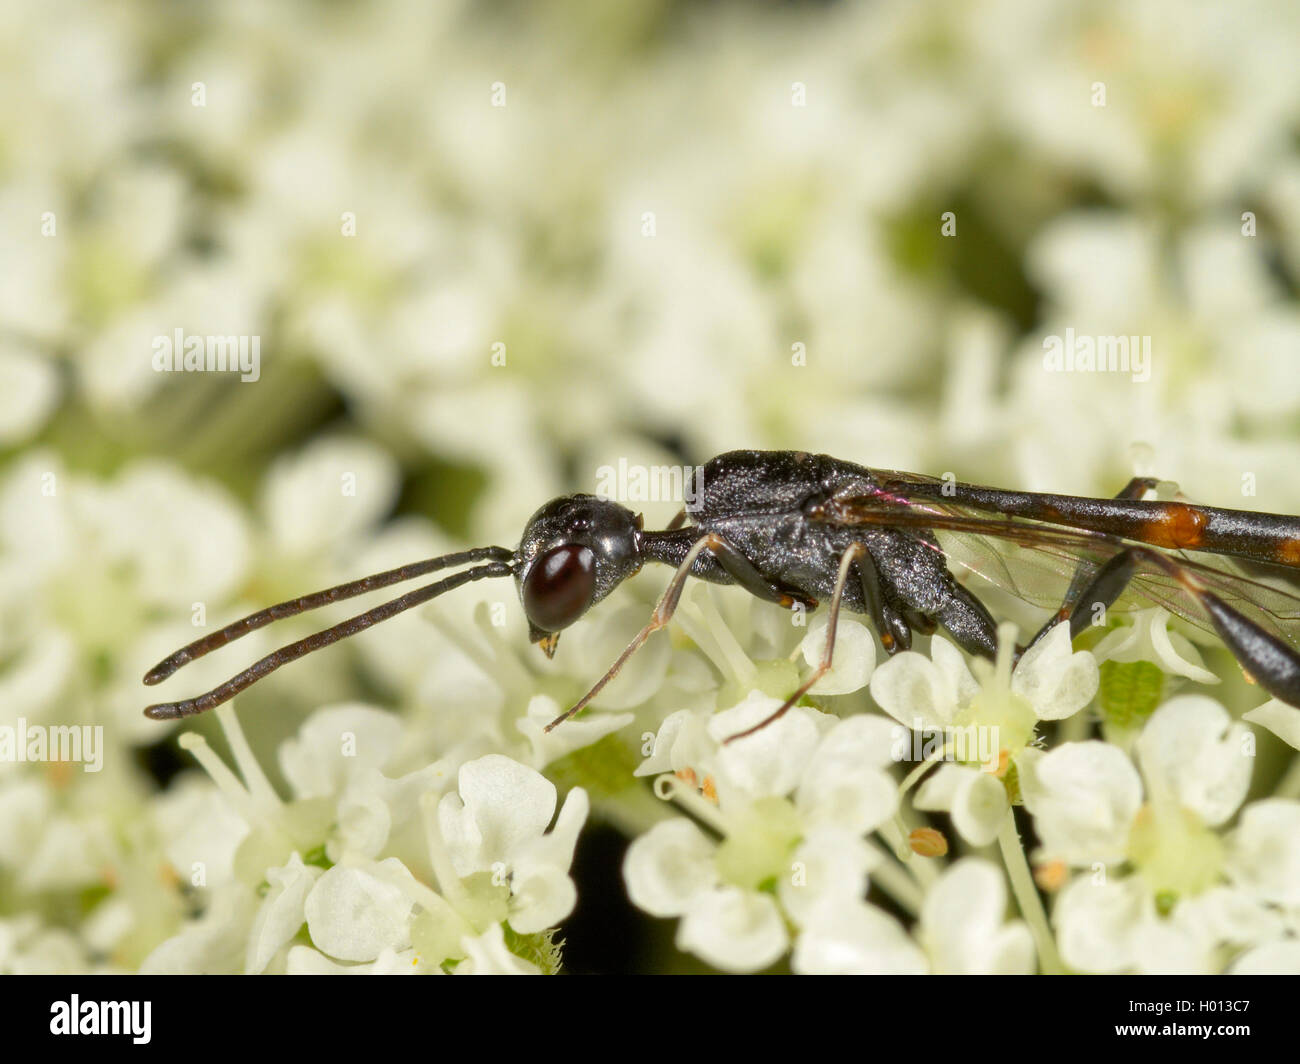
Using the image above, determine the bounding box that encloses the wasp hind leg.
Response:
[933,581,1001,660]
[1035,545,1300,707]
[1028,476,1163,648]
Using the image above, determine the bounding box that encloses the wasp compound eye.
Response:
[523,544,597,632]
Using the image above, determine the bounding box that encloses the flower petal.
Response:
[623,818,719,917]
[676,887,788,973]
[1011,622,1099,721]
[920,858,1033,973]
[438,754,557,874]
[1137,696,1250,826]
[1230,941,1300,975]
[1021,741,1142,864]
[245,853,322,974]
[951,771,1009,848]
[1243,699,1300,751]
[707,692,822,800]
[778,827,876,925]
[1226,798,1300,906]
[517,694,633,771]
[455,923,541,975]
[869,652,956,729]
[793,902,926,975]
[1054,876,1147,974]
[303,858,416,962]
[278,703,403,800]
[800,616,876,695]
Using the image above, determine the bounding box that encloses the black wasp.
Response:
[145,450,1300,741]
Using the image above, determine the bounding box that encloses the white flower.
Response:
[871,623,1097,735]
[304,858,420,962]
[245,853,322,974]
[0,914,96,975]
[1091,607,1218,685]
[0,453,252,742]
[1136,695,1251,826]
[1023,696,1293,973]
[140,888,258,975]
[144,707,585,973]
[260,436,401,561]
[516,694,634,772]
[792,900,926,976]
[624,694,903,972]
[1225,799,1300,908]
[799,614,876,694]
[913,764,1010,848]
[793,858,1035,975]
[871,623,1098,845]
[917,859,1035,974]
[1231,941,1300,975]
[286,946,419,975]
[437,754,588,935]
[0,344,60,446]
[1016,742,1143,865]
[455,923,541,975]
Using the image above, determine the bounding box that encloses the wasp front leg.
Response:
[707,536,819,612]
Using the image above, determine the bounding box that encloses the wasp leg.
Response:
[1113,476,1163,498]
[1028,477,1162,648]
[1037,545,1300,706]
[933,581,1001,660]
[1051,548,1143,642]
[1196,584,1300,705]
[708,537,818,611]
[724,543,868,743]
[545,532,776,731]
[855,549,912,654]
[902,606,937,636]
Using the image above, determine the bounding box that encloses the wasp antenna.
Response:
[144,561,513,719]
[143,546,514,686]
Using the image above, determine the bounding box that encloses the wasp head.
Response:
[513,495,644,656]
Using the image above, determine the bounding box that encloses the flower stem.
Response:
[996,810,1063,974]
[654,774,730,835]
[897,741,954,796]
[864,842,923,917]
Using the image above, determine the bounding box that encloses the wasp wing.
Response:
[815,493,1300,652]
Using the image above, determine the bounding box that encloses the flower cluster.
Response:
[3,0,1300,974]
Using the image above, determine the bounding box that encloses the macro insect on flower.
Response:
[143,450,1300,747]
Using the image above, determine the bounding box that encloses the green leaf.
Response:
[546,733,640,798]
[1099,660,1164,730]
[503,925,565,976]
